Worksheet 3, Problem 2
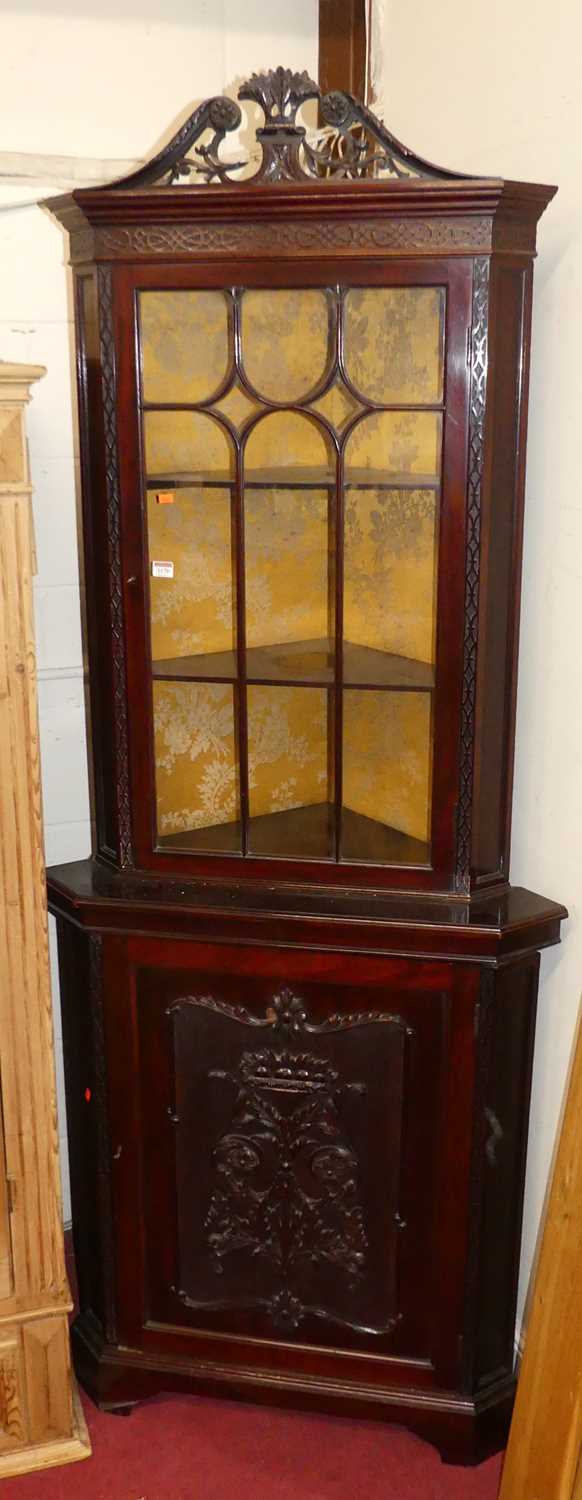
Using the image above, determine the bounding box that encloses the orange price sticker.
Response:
[156,491,175,505]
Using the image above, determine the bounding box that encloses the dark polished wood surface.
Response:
[152,639,435,691]
[156,802,430,866]
[47,859,566,963]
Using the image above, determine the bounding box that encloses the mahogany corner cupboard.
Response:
[46,68,567,1464]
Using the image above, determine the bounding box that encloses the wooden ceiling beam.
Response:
[318,0,367,100]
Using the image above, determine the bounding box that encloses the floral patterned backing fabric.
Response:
[153,681,239,839]
[141,285,444,858]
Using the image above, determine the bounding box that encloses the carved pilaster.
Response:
[455,257,490,893]
[97,268,133,868]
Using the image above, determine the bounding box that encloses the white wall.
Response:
[374,0,582,1324]
[0,1,318,1221]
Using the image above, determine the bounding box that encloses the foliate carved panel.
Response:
[73,217,494,264]
[96,266,132,867]
[166,989,409,1338]
[455,256,490,893]
[203,1046,368,1330]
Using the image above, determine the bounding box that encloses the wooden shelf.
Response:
[152,638,435,691]
[157,802,430,866]
[146,468,440,492]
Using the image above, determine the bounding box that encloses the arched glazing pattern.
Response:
[241,290,334,403]
[139,281,444,864]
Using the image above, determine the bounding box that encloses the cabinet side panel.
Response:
[472,262,531,883]
[75,273,118,859]
[56,922,117,1342]
[474,957,538,1386]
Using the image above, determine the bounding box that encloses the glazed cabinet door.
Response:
[104,938,479,1390]
[115,257,472,891]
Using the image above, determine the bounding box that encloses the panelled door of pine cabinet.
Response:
[102,938,479,1389]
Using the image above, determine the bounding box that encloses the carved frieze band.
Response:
[71,216,498,263]
[97,265,133,867]
[455,256,490,893]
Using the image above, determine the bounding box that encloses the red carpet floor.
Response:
[7,1391,504,1499]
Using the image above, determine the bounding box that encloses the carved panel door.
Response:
[105,938,475,1378]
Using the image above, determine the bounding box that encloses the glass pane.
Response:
[213,384,261,430]
[247,685,333,857]
[344,411,441,483]
[344,288,444,404]
[344,487,438,675]
[153,681,240,851]
[311,379,362,432]
[342,690,432,865]
[148,487,235,674]
[244,409,333,481]
[140,291,230,403]
[245,487,330,672]
[242,290,332,402]
[143,410,234,483]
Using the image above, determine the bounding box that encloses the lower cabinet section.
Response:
[57,922,540,1463]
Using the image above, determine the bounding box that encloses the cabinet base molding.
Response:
[0,1376,90,1479]
[0,1307,91,1475]
[71,1313,513,1467]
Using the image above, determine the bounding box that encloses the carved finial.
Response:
[238,67,320,127]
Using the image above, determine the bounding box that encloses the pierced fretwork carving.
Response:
[107,66,466,190]
[97,266,132,867]
[111,97,244,190]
